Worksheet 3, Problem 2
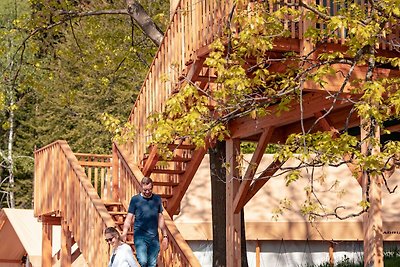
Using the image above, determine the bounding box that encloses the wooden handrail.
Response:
[34,140,115,266]
[113,142,143,209]
[126,0,234,164]
[160,211,202,267]
[113,142,201,266]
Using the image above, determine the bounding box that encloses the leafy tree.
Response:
[149,0,400,265]
[0,0,170,208]
[151,0,400,222]
[0,0,36,208]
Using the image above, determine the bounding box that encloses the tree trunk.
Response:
[7,99,15,208]
[210,141,248,266]
[210,141,226,267]
[6,39,15,208]
[125,0,164,46]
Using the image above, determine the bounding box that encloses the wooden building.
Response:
[33,0,400,266]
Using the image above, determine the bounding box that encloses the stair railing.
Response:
[113,142,201,267]
[125,0,234,164]
[74,153,113,200]
[34,140,115,266]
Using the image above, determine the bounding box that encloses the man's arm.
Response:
[158,213,168,250]
[121,213,134,242]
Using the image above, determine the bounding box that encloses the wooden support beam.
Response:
[314,112,363,185]
[195,75,217,83]
[233,128,274,213]
[41,215,61,225]
[329,242,334,267]
[71,247,82,262]
[304,65,400,93]
[256,240,261,267]
[0,259,21,263]
[42,222,52,267]
[185,57,206,82]
[61,220,72,266]
[167,147,207,215]
[244,159,285,205]
[142,146,159,177]
[226,138,242,267]
[361,119,384,267]
[112,143,119,201]
[229,92,353,139]
[314,112,339,135]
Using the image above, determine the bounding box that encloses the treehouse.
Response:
[33,0,400,266]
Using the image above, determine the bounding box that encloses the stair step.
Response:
[104,201,123,207]
[153,181,179,186]
[164,155,191,162]
[152,169,185,175]
[109,211,126,216]
[142,154,191,163]
[167,144,196,150]
[159,193,173,199]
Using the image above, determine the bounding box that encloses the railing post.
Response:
[300,0,315,59]
[112,143,120,201]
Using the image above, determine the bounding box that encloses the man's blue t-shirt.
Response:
[128,194,163,239]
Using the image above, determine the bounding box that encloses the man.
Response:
[121,177,168,267]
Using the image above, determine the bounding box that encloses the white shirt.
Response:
[108,243,138,267]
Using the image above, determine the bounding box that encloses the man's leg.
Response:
[147,238,160,267]
[134,236,148,267]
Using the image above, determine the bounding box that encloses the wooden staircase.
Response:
[33,2,233,265]
[104,201,135,250]
[34,140,201,266]
[33,0,400,266]
[140,143,207,215]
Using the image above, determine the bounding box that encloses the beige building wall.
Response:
[174,154,400,241]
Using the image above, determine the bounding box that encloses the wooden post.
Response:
[256,240,261,267]
[226,138,242,267]
[361,119,383,267]
[42,222,52,267]
[329,242,334,267]
[299,0,315,58]
[61,220,72,266]
[170,0,180,25]
[112,143,119,202]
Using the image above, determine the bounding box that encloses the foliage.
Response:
[149,0,400,222]
[0,0,36,208]
[305,248,400,266]
[0,0,170,208]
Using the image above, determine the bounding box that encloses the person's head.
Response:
[104,227,121,249]
[141,177,153,198]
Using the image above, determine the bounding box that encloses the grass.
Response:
[303,248,400,266]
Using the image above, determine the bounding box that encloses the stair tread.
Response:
[167,144,196,150]
[109,211,127,215]
[166,156,191,162]
[153,181,179,186]
[143,154,191,162]
[152,169,185,174]
[103,201,123,206]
